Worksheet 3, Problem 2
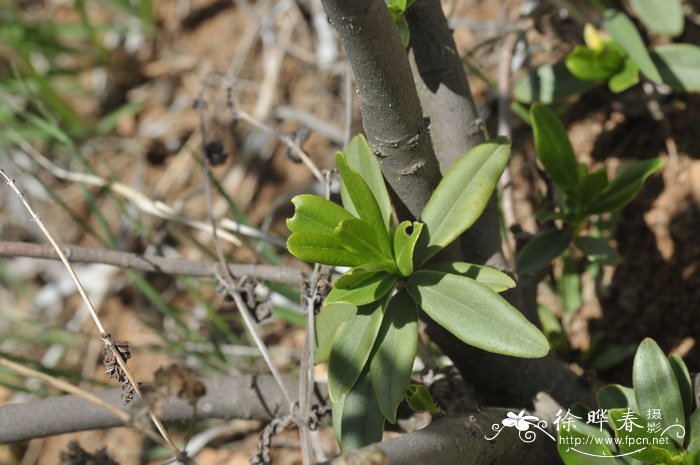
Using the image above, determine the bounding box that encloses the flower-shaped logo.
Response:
[502,409,540,431]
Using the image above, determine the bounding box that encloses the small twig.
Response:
[0,241,302,284]
[226,87,326,184]
[343,65,354,148]
[642,82,679,165]
[0,169,185,461]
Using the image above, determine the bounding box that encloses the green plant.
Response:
[558,338,699,465]
[386,0,415,47]
[515,1,700,104]
[287,134,549,450]
[517,103,662,276]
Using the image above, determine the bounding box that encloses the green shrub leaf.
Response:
[566,45,624,81]
[405,384,441,415]
[287,194,354,235]
[516,229,572,275]
[393,221,423,276]
[342,135,393,231]
[558,416,620,465]
[608,57,639,93]
[669,354,693,423]
[602,9,662,83]
[328,298,387,402]
[652,44,700,92]
[316,303,357,364]
[633,338,686,441]
[406,271,549,358]
[370,291,418,423]
[336,370,385,451]
[574,236,621,265]
[428,262,516,292]
[587,158,663,214]
[596,384,638,412]
[629,0,684,37]
[325,271,396,307]
[530,103,580,192]
[336,152,392,257]
[608,408,678,462]
[514,62,593,104]
[689,410,700,453]
[287,233,365,267]
[575,168,609,208]
[418,138,510,264]
[334,218,394,267]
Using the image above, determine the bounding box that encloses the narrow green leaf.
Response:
[566,45,623,81]
[633,338,686,441]
[608,408,678,462]
[669,354,693,423]
[393,221,423,276]
[530,103,579,192]
[428,262,516,292]
[574,236,621,265]
[337,370,385,451]
[406,271,549,358]
[370,291,418,423]
[316,303,357,364]
[342,135,392,231]
[588,158,663,214]
[602,9,662,83]
[334,218,394,267]
[575,169,609,208]
[589,344,637,371]
[516,229,572,275]
[328,298,387,402]
[514,62,593,104]
[558,417,619,465]
[405,384,441,415]
[537,304,562,337]
[629,0,684,37]
[287,195,353,235]
[596,384,638,412]
[287,233,365,267]
[325,272,396,307]
[418,138,510,263]
[558,255,581,314]
[608,58,639,93]
[336,152,392,257]
[652,44,700,92]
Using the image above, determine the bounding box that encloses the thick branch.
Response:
[0,241,302,285]
[0,375,317,443]
[321,410,558,465]
[320,0,443,219]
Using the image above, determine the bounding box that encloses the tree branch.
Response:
[0,241,302,285]
[0,375,319,443]
[319,0,443,219]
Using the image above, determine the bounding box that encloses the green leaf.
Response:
[405,384,441,415]
[334,218,394,267]
[575,169,609,208]
[516,229,572,275]
[316,303,357,364]
[325,272,396,307]
[336,152,392,257]
[396,16,410,48]
[558,417,620,465]
[566,45,624,81]
[530,103,579,192]
[514,61,593,104]
[608,58,639,93]
[428,262,516,292]
[336,370,385,451]
[652,44,700,92]
[596,384,638,412]
[287,194,354,235]
[418,138,510,263]
[342,135,392,231]
[602,9,662,83]
[633,338,686,441]
[689,409,700,452]
[608,408,678,462]
[287,233,366,267]
[328,298,387,403]
[669,355,693,424]
[574,236,621,265]
[406,271,549,358]
[588,158,663,214]
[393,221,423,276]
[538,304,562,337]
[589,344,637,371]
[629,0,684,37]
[370,291,418,423]
[558,255,581,314]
